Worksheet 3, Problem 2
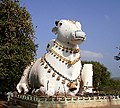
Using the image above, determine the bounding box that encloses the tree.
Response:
[0,0,38,93]
[81,61,111,91]
[108,79,120,95]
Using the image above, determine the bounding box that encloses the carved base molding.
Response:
[14,94,120,108]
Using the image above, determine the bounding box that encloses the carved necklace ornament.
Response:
[40,55,80,89]
[54,41,80,53]
[40,40,81,90]
[49,48,80,65]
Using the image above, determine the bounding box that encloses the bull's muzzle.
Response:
[71,30,86,41]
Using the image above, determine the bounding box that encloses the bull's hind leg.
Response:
[35,76,55,96]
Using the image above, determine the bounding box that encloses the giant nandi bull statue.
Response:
[17,19,93,96]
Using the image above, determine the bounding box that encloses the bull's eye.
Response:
[47,44,50,48]
[59,23,62,26]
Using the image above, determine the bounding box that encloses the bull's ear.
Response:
[52,27,58,35]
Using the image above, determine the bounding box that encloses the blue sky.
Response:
[20,0,120,77]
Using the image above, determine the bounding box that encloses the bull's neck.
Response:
[54,39,80,55]
[55,39,78,49]
[47,39,80,65]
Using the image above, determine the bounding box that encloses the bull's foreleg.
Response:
[35,76,55,96]
[16,64,32,94]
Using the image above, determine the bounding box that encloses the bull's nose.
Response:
[71,30,86,40]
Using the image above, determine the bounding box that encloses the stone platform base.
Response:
[14,95,120,108]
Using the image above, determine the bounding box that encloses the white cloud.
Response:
[81,50,103,59]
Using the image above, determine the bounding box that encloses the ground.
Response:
[0,99,24,108]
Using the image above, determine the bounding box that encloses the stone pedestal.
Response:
[14,94,120,108]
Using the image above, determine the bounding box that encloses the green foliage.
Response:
[107,79,120,94]
[0,0,37,92]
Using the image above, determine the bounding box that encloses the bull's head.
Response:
[52,19,86,45]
